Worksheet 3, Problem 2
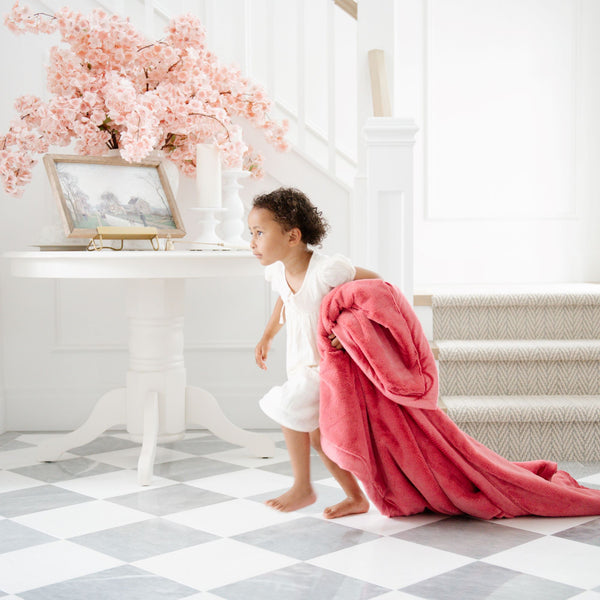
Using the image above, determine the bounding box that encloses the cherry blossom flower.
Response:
[1,1,289,196]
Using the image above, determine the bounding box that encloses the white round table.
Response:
[6,250,275,484]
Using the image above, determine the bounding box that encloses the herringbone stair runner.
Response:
[431,285,600,461]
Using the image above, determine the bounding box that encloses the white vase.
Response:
[217,169,250,246]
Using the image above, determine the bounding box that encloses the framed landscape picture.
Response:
[43,154,186,238]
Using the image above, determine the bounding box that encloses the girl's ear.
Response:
[288,227,302,246]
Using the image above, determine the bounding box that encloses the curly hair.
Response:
[252,187,329,246]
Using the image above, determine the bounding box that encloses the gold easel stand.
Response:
[87,227,160,251]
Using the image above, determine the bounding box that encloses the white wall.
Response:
[0,0,352,432]
[393,0,600,286]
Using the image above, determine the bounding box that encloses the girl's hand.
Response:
[329,333,344,351]
[255,337,271,370]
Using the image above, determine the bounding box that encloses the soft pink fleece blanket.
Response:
[318,279,600,518]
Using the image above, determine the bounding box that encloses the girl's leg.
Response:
[310,428,369,519]
[266,426,317,512]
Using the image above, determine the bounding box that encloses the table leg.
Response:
[137,391,159,486]
[37,388,126,462]
[186,386,276,458]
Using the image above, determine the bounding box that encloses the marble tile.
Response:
[187,467,294,498]
[202,445,291,468]
[107,483,233,516]
[18,564,197,600]
[553,517,600,547]
[331,510,449,536]
[133,538,298,591]
[160,436,239,456]
[68,435,140,456]
[0,470,45,493]
[10,457,120,483]
[153,456,243,482]
[0,540,122,595]
[402,560,582,600]
[258,454,332,480]
[233,516,380,561]
[14,500,150,538]
[0,485,92,518]
[484,536,600,589]
[308,537,472,589]
[53,468,174,499]
[212,562,389,600]
[393,516,541,558]
[166,499,303,537]
[491,514,598,536]
[86,446,193,470]
[0,520,56,554]
[71,518,217,561]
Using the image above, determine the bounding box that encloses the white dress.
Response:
[259,252,356,432]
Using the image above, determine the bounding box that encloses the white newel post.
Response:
[363,117,418,303]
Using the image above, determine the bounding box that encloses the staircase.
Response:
[428,285,600,462]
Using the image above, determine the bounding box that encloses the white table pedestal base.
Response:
[34,276,275,485]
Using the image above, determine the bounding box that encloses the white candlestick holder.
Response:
[186,207,224,247]
[217,169,250,246]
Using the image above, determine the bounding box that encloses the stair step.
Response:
[437,340,600,396]
[429,285,600,340]
[442,395,600,461]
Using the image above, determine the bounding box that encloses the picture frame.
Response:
[43,154,186,239]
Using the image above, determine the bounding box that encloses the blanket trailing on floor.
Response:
[318,279,600,519]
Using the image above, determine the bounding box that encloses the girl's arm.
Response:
[329,266,380,350]
[354,266,380,280]
[255,296,284,370]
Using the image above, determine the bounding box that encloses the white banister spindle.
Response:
[296,0,306,152]
[144,0,154,39]
[241,0,251,76]
[327,0,336,174]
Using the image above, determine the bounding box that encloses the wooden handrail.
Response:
[368,49,392,117]
[334,0,357,20]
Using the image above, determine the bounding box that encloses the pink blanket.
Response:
[318,279,600,518]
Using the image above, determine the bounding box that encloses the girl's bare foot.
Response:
[265,485,317,512]
[323,495,370,519]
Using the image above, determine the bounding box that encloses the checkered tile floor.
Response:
[1,430,600,600]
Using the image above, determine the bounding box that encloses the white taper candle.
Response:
[195,144,222,208]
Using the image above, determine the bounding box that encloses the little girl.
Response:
[249,187,378,519]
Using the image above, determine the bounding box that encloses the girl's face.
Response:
[248,207,293,265]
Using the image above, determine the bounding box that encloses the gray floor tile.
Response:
[212,562,389,600]
[0,520,56,554]
[71,517,217,561]
[0,435,34,452]
[19,564,197,600]
[153,456,243,482]
[402,561,582,600]
[554,516,600,547]
[69,435,140,456]
[107,483,233,516]
[160,436,238,455]
[0,485,93,518]
[257,454,333,481]
[10,457,120,483]
[394,516,541,558]
[233,516,380,561]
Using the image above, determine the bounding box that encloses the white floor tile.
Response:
[0,540,122,594]
[490,514,598,535]
[133,538,298,590]
[53,468,174,498]
[87,446,193,469]
[187,468,294,497]
[580,473,600,486]
[484,536,600,589]
[0,470,44,493]
[14,500,151,538]
[330,510,448,536]
[308,537,472,589]
[203,445,290,468]
[371,592,425,600]
[568,592,600,600]
[165,498,301,537]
